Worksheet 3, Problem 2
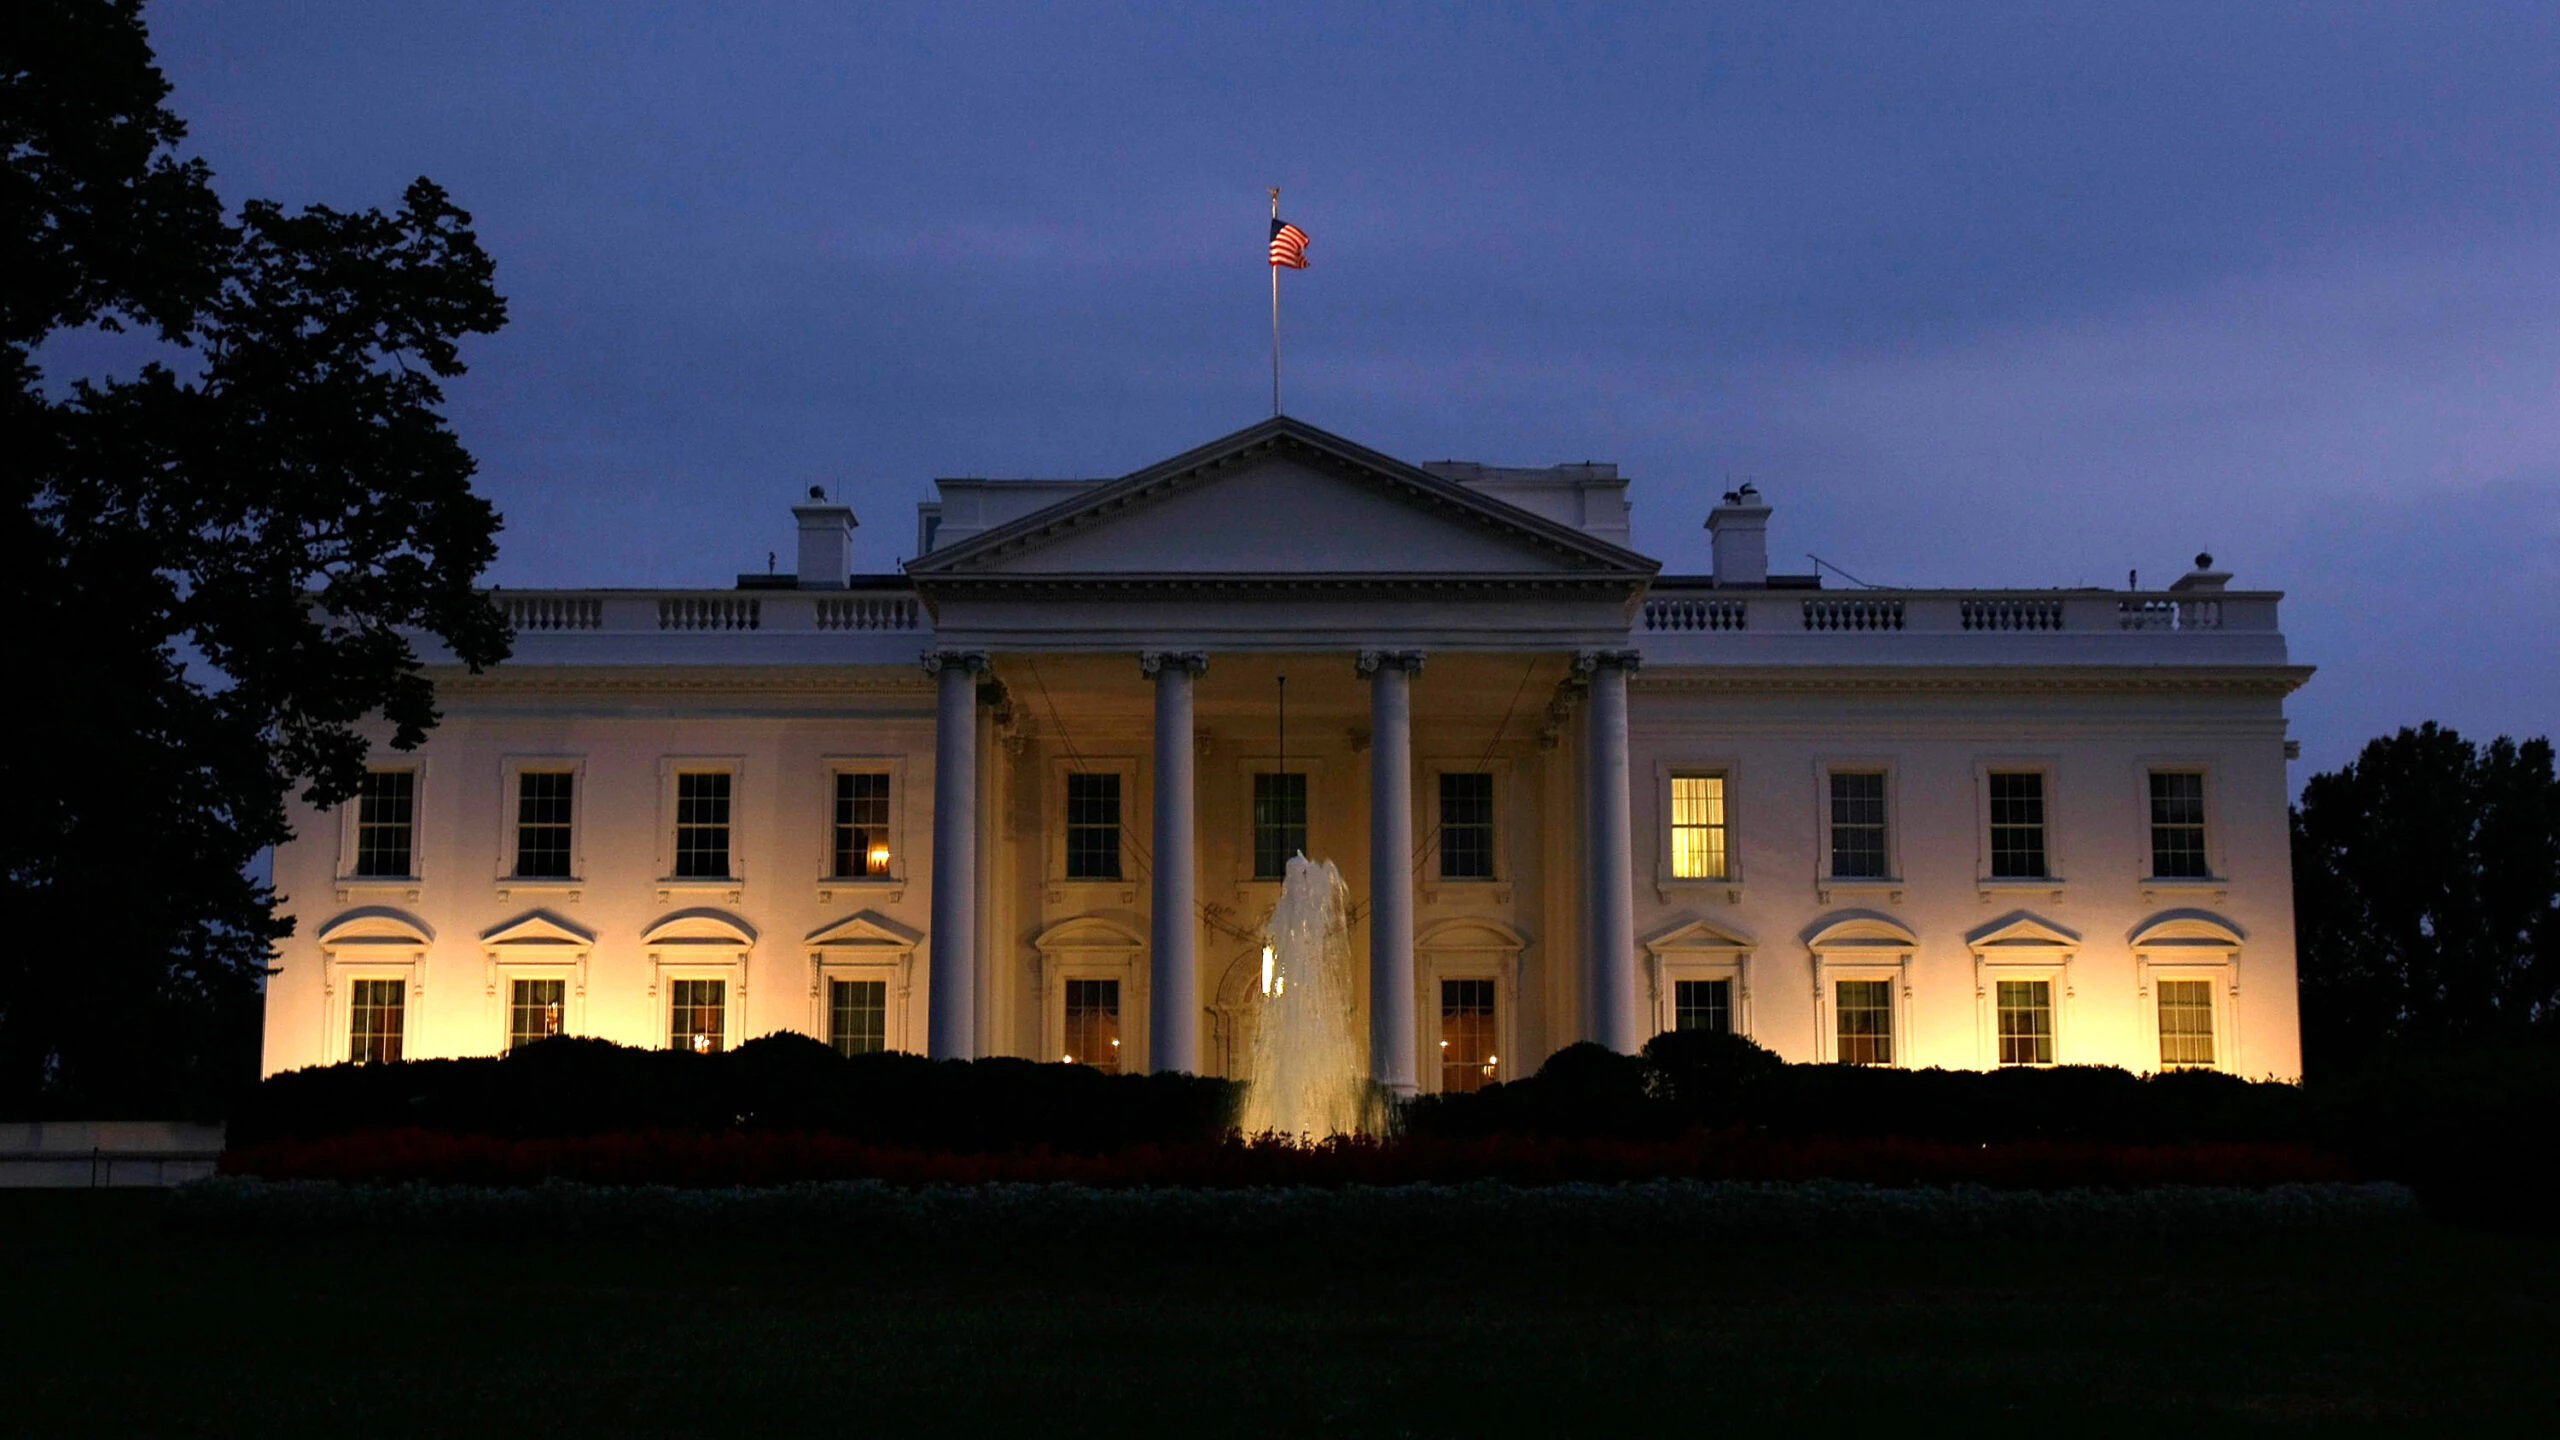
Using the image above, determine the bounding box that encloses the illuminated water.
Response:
[1238,854,1376,1139]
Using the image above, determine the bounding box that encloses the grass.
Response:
[1,1187,2555,1437]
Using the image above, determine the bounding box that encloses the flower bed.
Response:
[169,1173,2420,1241]
[222,1127,2355,1190]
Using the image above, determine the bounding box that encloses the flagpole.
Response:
[1269,186,1281,417]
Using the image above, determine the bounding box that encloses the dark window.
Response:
[832,772,892,878]
[1674,978,1732,1034]
[1829,772,1889,879]
[673,772,731,879]
[1996,979,2054,1065]
[1987,772,2049,879]
[513,771,574,878]
[1835,979,1893,1065]
[1440,978,1499,1093]
[352,771,415,878]
[1065,773,1122,880]
[348,978,405,1063]
[1252,772,1308,880]
[669,978,725,1053]
[829,978,886,1056]
[508,978,566,1050]
[1439,772,1496,879]
[2149,772,2210,878]
[1063,978,1121,1072]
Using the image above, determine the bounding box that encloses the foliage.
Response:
[2291,723,2560,1075]
[1,1,508,1114]
[232,1033,1242,1153]
[1403,1035,2306,1145]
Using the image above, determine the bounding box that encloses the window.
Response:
[1669,774,1729,881]
[352,770,416,878]
[1674,978,1731,1034]
[1829,772,1889,879]
[669,978,725,1053]
[1996,979,2055,1065]
[829,978,886,1056]
[1987,772,2048,879]
[1835,979,1893,1065]
[1440,978,1498,1093]
[508,978,566,1050]
[832,772,892,879]
[2149,772,2210,878]
[348,978,405,1063]
[2158,979,2216,1067]
[1062,978,1121,1071]
[673,772,732,879]
[513,771,574,878]
[1064,773,1123,880]
[1252,772,1307,880]
[1438,772,1496,879]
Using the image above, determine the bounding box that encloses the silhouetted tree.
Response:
[2292,723,2560,1075]
[1,1,509,1113]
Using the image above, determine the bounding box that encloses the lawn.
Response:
[1,1188,2554,1437]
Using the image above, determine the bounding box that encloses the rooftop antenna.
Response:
[766,551,775,574]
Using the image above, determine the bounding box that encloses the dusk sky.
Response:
[129,1,2559,779]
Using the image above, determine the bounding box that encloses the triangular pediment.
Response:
[806,911,923,951]
[481,911,594,949]
[1644,916,1758,955]
[907,417,1658,582]
[1965,911,2081,955]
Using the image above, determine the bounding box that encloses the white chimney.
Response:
[793,487,857,589]
[1706,483,1771,588]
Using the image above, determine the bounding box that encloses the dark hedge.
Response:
[232,1034,1241,1153]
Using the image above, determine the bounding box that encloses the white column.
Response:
[925,649,986,1060]
[1142,650,1206,1074]
[1579,649,1641,1052]
[1360,649,1424,1099]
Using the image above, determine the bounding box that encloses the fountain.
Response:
[1237,853,1376,1139]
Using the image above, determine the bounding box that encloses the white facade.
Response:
[263,418,2310,1086]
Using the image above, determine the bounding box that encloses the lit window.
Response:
[1252,772,1307,880]
[348,978,405,1064]
[352,771,416,878]
[513,771,574,878]
[1062,978,1121,1072]
[1439,773,1495,879]
[1829,772,1889,879]
[1440,978,1498,1092]
[829,978,886,1057]
[673,772,731,879]
[1835,979,1893,1065]
[1674,978,1731,1034]
[2158,979,2216,1067]
[669,978,725,1053]
[1987,772,2048,879]
[1996,979,2054,1065]
[508,978,566,1050]
[2149,773,2210,878]
[1065,774,1122,880]
[832,772,892,879]
[1669,774,1728,880]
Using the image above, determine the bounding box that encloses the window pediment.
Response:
[1804,910,1919,954]
[1031,915,1145,955]
[480,910,594,950]
[1415,918,1528,954]
[1964,911,2080,958]
[1644,915,1757,957]
[317,907,433,948]
[2130,909,2245,952]
[642,909,757,948]
[805,911,923,952]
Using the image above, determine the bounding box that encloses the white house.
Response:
[262,416,2311,1091]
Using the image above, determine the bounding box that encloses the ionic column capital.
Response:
[1573,648,1643,675]
[1138,650,1210,678]
[921,648,990,677]
[1355,649,1427,677]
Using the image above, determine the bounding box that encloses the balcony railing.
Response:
[493,587,923,636]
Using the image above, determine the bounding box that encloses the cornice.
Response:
[432,666,937,697]
[914,571,1649,597]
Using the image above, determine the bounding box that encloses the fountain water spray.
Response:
[1238,853,1376,1139]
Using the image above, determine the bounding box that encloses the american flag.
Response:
[1268,217,1309,269]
